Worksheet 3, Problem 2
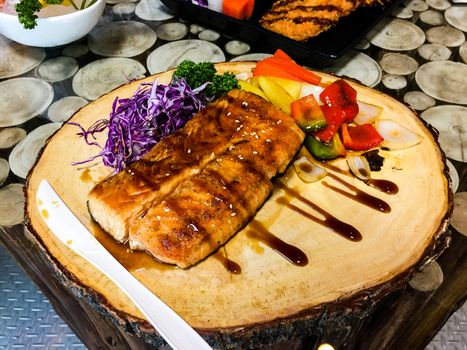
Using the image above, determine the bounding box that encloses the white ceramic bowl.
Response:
[0,0,105,47]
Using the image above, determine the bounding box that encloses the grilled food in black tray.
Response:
[161,0,402,68]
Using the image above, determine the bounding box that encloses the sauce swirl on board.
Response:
[325,173,391,213]
[275,182,362,241]
[247,220,309,266]
[214,249,242,274]
[89,157,399,272]
[323,162,399,195]
[365,179,399,194]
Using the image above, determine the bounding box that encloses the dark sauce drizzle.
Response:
[323,162,399,195]
[365,179,399,195]
[247,220,308,266]
[325,173,391,213]
[275,182,362,241]
[214,249,242,275]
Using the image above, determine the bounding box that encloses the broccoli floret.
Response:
[173,60,216,90]
[172,60,239,98]
[206,72,240,98]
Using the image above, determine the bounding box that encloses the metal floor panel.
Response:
[428,305,467,350]
[0,243,465,350]
[0,244,85,350]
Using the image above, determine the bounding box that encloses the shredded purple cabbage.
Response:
[71,78,209,172]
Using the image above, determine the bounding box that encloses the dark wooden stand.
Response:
[1,179,464,350]
[1,223,465,349]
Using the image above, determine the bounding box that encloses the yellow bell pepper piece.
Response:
[267,77,303,100]
[249,76,260,87]
[238,80,270,101]
[256,76,294,115]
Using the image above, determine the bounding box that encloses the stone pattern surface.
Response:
[0,0,465,347]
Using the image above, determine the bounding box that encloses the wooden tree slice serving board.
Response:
[25,62,452,349]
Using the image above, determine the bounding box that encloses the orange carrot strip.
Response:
[273,49,293,60]
[261,57,321,85]
[259,58,308,81]
[252,61,307,82]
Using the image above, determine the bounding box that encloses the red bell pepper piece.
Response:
[290,94,327,133]
[341,123,384,151]
[313,104,342,142]
[319,79,359,123]
[313,79,360,142]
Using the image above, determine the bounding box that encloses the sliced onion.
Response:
[299,84,324,102]
[375,119,421,150]
[294,156,328,183]
[353,101,383,125]
[346,155,371,181]
[236,71,252,81]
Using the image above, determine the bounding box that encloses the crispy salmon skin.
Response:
[88,89,304,267]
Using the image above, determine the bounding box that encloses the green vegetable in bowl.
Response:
[15,0,97,29]
[15,0,42,29]
[173,60,239,98]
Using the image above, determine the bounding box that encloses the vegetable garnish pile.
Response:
[239,49,421,182]
[73,52,421,182]
[72,61,239,172]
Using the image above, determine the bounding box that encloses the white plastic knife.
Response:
[36,179,212,350]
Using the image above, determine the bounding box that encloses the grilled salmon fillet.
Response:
[260,0,377,41]
[88,89,304,267]
[128,150,274,267]
[89,93,258,241]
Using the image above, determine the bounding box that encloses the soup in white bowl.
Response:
[0,0,105,47]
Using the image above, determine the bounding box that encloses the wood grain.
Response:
[19,62,452,348]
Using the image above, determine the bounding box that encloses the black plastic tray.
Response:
[161,0,402,68]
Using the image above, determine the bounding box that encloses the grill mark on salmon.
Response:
[123,90,304,267]
[88,90,303,260]
[128,145,276,268]
[88,92,264,242]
